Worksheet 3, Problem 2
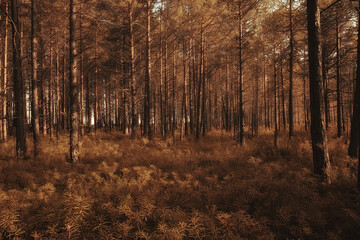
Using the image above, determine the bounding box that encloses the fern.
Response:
[0,208,24,239]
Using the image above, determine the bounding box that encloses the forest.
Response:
[0,0,360,239]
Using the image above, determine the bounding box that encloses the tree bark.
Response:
[336,12,342,138]
[49,46,53,139]
[280,60,286,129]
[196,26,203,140]
[273,48,278,149]
[289,0,294,138]
[144,0,152,139]
[172,43,176,142]
[2,0,8,141]
[40,42,47,135]
[94,28,98,132]
[11,0,27,158]
[238,3,244,144]
[321,47,329,129]
[164,25,169,138]
[129,4,136,139]
[263,61,268,129]
[349,0,360,159]
[183,40,188,136]
[69,0,79,162]
[306,0,331,182]
[31,0,40,157]
[56,36,60,140]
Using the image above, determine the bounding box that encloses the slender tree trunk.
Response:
[321,47,329,129]
[49,46,53,139]
[11,0,27,158]
[79,11,84,136]
[349,0,360,159]
[303,48,308,131]
[62,48,66,131]
[306,0,331,182]
[56,37,60,140]
[129,4,136,139]
[20,24,28,126]
[273,49,278,148]
[94,28,98,132]
[280,60,286,129]
[40,42,47,135]
[264,62,268,128]
[238,3,244,144]
[69,0,79,162]
[121,33,127,134]
[86,61,90,132]
[196,26,203,140]
[115,61,119,129]
[107,79,111,131]
[225,59,230,131]
[144,0,152,139]
[164,26,168,138]
[160,49,164,137]
[336,13,342,138]
[172,43,176,142]
[289,0,294,138]
[189,39,194,134]
[159,0,164,137]
[201,41,206,137]
[2,0,8,141]
[183,40,188,136]
[0,15,2,140]
[31,0,40,157]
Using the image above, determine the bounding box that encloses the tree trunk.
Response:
[69,0,79,162]
[40,42,47,135]
[20,24,28,126]
[164,26,169,138]
[289,0,294,138]
[201,40,206,137]
[336,13,342,138]
[349,0,360,159]
[225,59,229,131]
[86,60,91,132]
[79,11,84,136]
[31,0,40,157]
[238,3,244,144]
[144,0,152,139]
[273,49,278,149]
[183,40,188,136]
[172,44,176,142]
[321,47,329,129]
[2,0,8,141]
[11,0,27,158]
[263,62,268,129]
[62,48,66,131]
[189,39,194,135]
[94,28,98,132]
[107,80,111,131]
[280,60,286,129]
[56,37,60,140]
[196,26,203,140]
[306,0,331,182]
[49,46,53,139]
[129,4,136,139]
[303,47,308,131]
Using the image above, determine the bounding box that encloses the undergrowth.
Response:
[0,129,359,239]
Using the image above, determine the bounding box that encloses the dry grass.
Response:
[0,128,359,239]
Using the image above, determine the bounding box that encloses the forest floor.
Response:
[0,128,360,239]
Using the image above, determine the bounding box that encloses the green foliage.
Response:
[0,130,359,239]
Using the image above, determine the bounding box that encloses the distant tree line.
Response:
[0,0,360,187]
